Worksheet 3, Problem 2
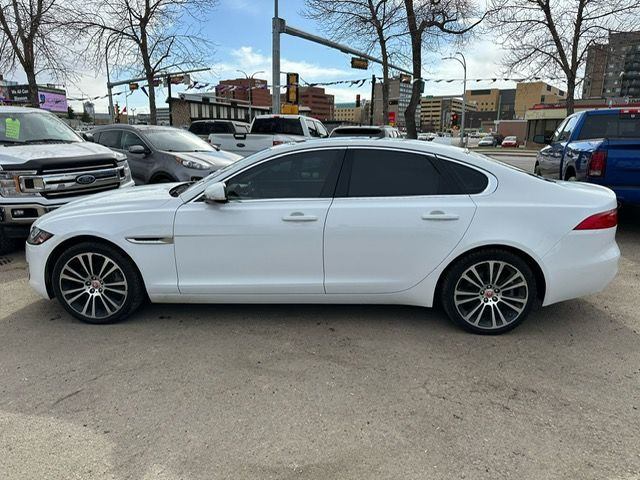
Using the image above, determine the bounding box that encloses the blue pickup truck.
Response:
[534,108,640,206]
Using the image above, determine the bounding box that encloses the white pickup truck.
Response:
[208,114,328,157]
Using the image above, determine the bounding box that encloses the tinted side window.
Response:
[226,149,343,200]
[189,123,206,135]
[578,114,640,140]
[346,149,453,197]
[315,121,328,138]
[98,130,122,149]
[557,115,579,141]
[432,157,489,194]
[121,131,145,150]
[305,119,320,137]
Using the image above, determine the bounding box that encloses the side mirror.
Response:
[82,132,94,142]
[204,182,227,203]
[128,144,147,155]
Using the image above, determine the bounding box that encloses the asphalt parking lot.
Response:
[1,157,639,480]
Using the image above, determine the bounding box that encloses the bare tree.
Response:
[73,0,218,124]
[303,0,403,124]
[488,0,640,115]
[402,0,484,138]
[0,0,76,107]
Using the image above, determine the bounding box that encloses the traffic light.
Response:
[286,72,299,105]
[114,103,121,123]
[356,94,361,108]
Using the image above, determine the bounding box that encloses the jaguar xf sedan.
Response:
[26,139,620,334]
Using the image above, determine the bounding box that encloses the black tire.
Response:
[51,242,145,324]
[0,234,17,255]
[440,249,538,335]
[534,163,542,176]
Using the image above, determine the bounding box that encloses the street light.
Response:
[442,52,467,146]
[237,69,265,121]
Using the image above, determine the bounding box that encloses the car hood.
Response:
[35,183,179,228]
[173,150,241,168]
[0,141,117,167]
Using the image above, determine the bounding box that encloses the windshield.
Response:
[144,128,215,152]
[0,111,82,144]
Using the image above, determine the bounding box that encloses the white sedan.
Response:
[26,139,620,334]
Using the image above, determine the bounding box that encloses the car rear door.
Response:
[323,148,479,294]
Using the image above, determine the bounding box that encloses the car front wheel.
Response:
[52,242,145,324]
[441,249,537,334]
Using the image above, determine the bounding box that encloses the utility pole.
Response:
[272,0,282,114]
[167,74,172,126]
[105,38,115,123]
[443,52,467,146]
[238,69,265,121]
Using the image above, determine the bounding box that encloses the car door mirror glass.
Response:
[128,144,147,154]
[204,182,227,203]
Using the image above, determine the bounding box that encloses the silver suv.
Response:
[91,125,242,184]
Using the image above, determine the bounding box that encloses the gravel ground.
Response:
[1,169,638,480]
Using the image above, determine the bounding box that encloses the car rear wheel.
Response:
[52,242,145,324]
[441,249,537,334]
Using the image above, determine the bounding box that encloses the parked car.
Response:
[478,135,498,147]
[91,125,241,184]
[188,120,250,141]
[535,108,640,206]
[208,114,328,157]
[26,139,619,334]
[501,136,519,148]
[0,106,134,254]
[329,125,401,138]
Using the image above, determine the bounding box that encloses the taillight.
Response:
[273,140,284,146]
[574,208,617,230]
[588,150,607,177]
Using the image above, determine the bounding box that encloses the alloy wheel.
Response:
[58,252,128,320]
[453,260,529,330]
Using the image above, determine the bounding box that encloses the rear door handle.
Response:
[282,212,318,222]
[422,210,460,221]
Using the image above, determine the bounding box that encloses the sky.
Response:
[14,0,563,115]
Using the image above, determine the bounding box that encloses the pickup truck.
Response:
[208,115,329,157]
[535,108,640,206]
[0,106,134,253]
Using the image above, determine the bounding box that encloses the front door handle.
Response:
[422,210,460,221]
[282,212,318,222]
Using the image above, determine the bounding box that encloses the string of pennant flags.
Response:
[2,74,572,106]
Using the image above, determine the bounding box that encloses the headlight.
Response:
[175,156,210,170]
[119,160,132,183]
[27,227,54,245]
[0,169,38,198]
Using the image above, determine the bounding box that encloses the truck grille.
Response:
[18,163,125,199]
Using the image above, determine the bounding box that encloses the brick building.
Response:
[215,78,271,108]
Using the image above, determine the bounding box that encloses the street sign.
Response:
[351,57,369,70]
[282,103,299,114]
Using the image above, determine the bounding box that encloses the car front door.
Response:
[323,148,479,294]
[173,148,345,294]
[120,131,150,183]
[538,115,578,179]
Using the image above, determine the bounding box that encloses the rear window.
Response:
[577,113,640,140]
[251,117,304,136]
[189,122,233,135]
[331,128,383,138]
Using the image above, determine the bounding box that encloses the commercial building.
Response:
[420,96,478,132]
[583,32,640,100]
[333,101,369,124]
[373,76,420,130]
[135,108,171,125]
[299,86,334,122]
[168,92,270,128]
[514,82,566,119]
[215,78,271,108]
[463,88,516,121]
